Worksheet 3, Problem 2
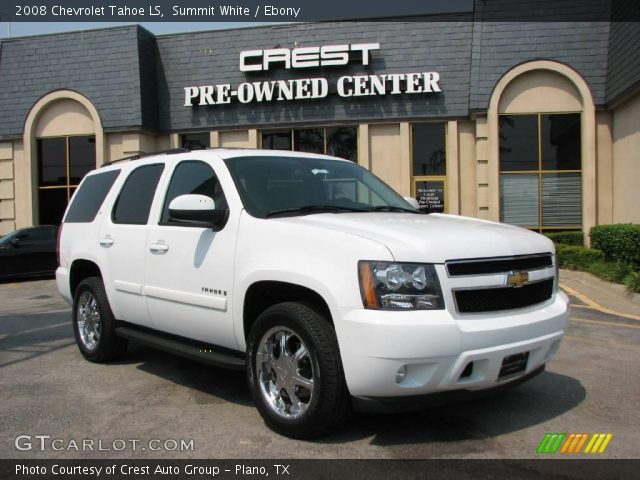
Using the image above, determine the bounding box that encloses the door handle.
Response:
[149,243,169,253]
[99,236,114,247]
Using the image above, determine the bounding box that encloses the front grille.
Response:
[446,253,552,276]
[454,278,554,313]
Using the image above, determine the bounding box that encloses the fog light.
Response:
[395,365,407,384]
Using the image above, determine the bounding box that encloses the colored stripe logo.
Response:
[537,433,613,454]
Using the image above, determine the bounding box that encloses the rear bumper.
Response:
[55,267,72,304]
[352,364,545,414]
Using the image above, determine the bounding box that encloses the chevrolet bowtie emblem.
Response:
[506,270,529,288]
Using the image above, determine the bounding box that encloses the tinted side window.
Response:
[65,170,120,223]
[112,164,164,225]
[23,227,57,243]
[160,161,227,225]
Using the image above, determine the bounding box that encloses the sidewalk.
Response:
[559,269,640,318]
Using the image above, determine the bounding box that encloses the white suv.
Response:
[56,148,569,438]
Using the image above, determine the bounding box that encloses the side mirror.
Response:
[403,196,420,210]
[168,194,227,229]
[10,237,22,248]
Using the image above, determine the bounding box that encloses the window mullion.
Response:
[324,128,328,154]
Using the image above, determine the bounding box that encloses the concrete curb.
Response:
[560,269,640,318]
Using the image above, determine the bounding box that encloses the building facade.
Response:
[0,1,638,239]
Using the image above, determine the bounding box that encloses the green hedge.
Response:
[590,224,640,266]
[555,244,604,269]
[555,243,639,292]
[544,231,584,246]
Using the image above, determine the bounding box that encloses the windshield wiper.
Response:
[367,206,424,213]
[265,205,368,218]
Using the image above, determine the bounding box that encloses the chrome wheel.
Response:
[76,291,101,351]
[256,327,315,420]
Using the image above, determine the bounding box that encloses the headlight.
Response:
[358,261,444,310]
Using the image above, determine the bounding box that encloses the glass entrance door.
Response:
[411,123,447,213]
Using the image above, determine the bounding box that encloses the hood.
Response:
[274,212,554,263]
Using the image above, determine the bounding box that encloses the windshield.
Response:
[224,155,417,218]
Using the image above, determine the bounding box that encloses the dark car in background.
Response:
[0,225,58,281]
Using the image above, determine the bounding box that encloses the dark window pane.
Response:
[23,226,57,242]
[499,115,539,171]
[412,124,446,176]
[68,136,96,185]
[65,170,120,223]
[38,138,67,187]
[38,188,68,226]
[161,161,227,225]
[262,130,292,150]
[112,164,164,225]
[541,114,581,170]
[181,133,210,149]
[294,129,325,154]
[326,127,357,161]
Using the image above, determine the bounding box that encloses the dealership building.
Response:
[0,1,638,239]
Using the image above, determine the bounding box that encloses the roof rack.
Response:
[100,144,263,168]
[101,148,191,168]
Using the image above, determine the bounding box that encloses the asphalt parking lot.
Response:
[1,277,638,459]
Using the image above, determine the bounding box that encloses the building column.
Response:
[596,111,613,225]
[0,141,15,234]
[357,124,370,169]
[475,116,491,220]
[399,123,411,197]
[446,120,460,214]
[458,121,477,217]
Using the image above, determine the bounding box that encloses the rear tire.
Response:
[247,302,350,439]
[72,277,127,363]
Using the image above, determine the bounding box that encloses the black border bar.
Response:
[2,459,638,480]
[0,0,639,23]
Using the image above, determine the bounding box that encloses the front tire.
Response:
[247,302,350,439]
[72,277,127,363]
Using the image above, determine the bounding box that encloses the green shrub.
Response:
[544,231,584,246]
[587,261,634,283]
[555,243,640,294]
[623,271,640,294]
[590,224,640,266]
[555,244,604,270]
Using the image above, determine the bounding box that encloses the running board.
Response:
[115,325,246,370]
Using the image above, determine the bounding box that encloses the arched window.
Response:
[24,92,103,226]
[491,65,591,233]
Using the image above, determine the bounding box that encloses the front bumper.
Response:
[334,291,569,398]
[352,364,545,414]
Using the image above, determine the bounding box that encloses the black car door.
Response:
[0,235,20,278]
[13,227,57,277]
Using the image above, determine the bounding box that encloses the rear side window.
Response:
[64,170,120,223]
[112,164,164,225]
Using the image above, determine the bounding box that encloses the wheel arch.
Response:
[69,259,103,298]
[242,280,334,344]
